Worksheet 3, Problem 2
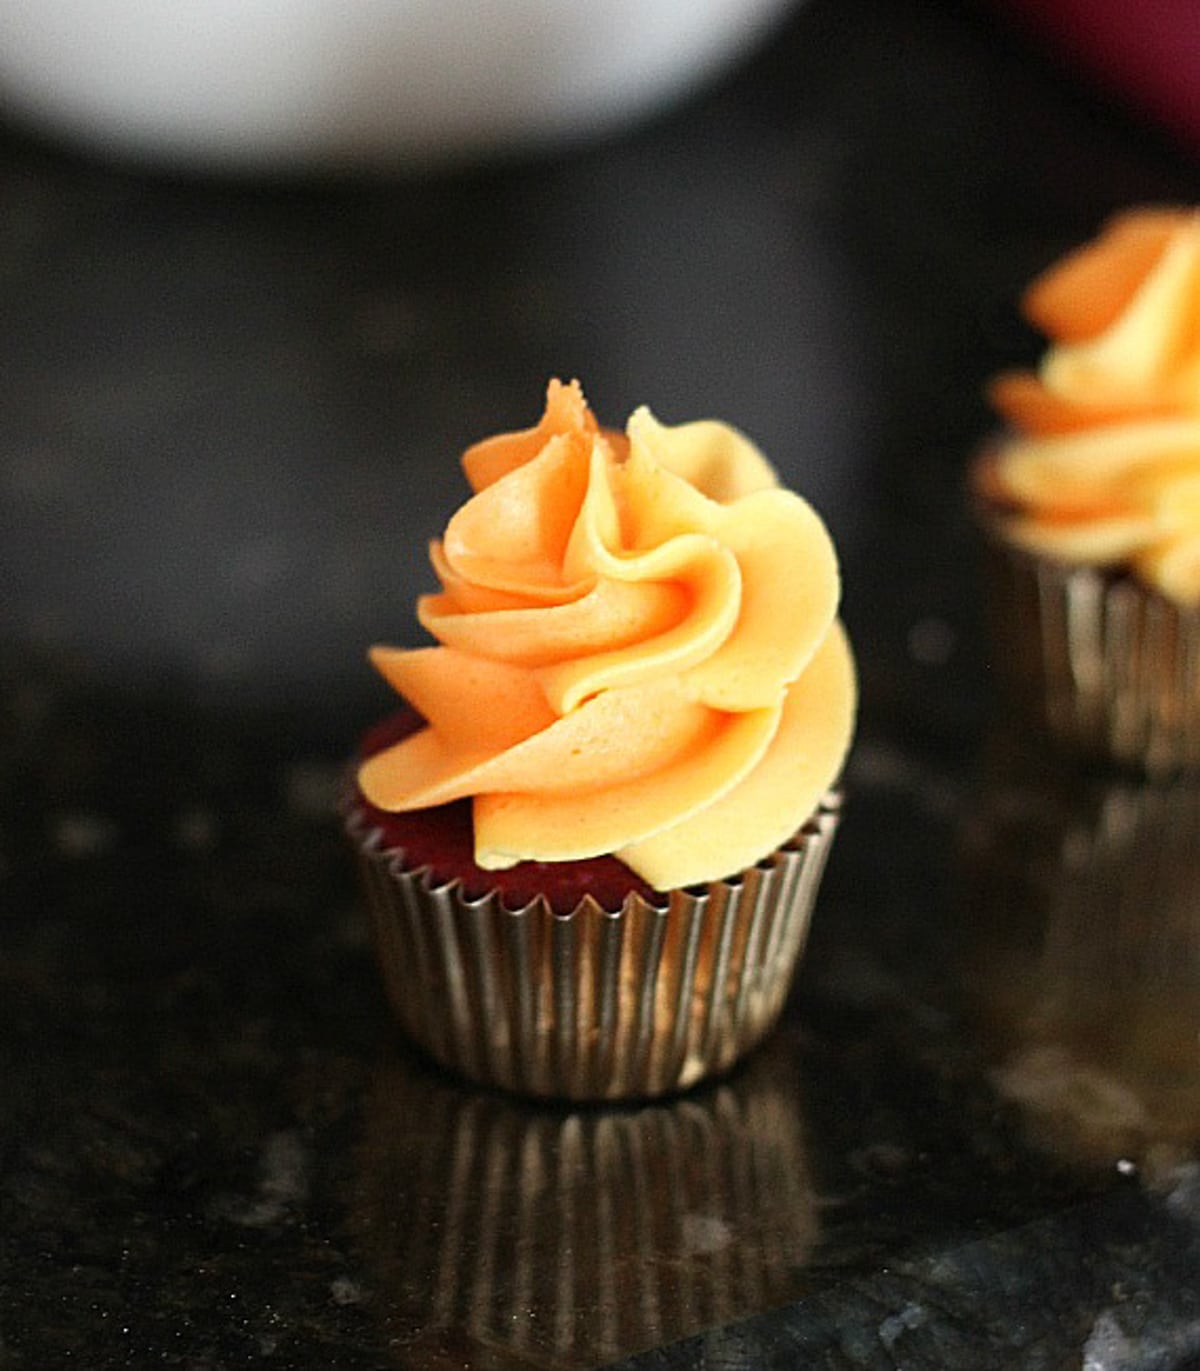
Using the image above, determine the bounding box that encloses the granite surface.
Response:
[3,0,1200,1366]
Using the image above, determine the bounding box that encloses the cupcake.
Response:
[973,207,1200,774]
[346,378,856,1100]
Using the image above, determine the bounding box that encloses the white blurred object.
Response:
[0,0,799,170]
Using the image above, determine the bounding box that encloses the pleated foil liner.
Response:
[983,534,1200,776]
[346,798,840,1101]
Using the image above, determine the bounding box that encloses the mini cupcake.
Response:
[346,378,856,1100]
[973,207,1200,774]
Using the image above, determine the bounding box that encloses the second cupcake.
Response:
[973,207,1200,775]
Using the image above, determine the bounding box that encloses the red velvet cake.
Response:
[350,709,658,914]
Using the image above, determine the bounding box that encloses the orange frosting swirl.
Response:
[359,379,856,890]
[983,207,1200,606]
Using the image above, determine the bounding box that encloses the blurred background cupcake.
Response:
[351,1036,816,1368]
[972,209,1200,776]
[959,736,1200,1169]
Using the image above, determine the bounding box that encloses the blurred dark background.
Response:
[3,0,1196,743]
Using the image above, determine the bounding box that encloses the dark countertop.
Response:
[4,1,1200,1366]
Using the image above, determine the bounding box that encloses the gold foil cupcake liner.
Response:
[346,798,840,1101]
[353,1041,816,1368]
[983,535,1200,775]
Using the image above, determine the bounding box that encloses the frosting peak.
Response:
[360,380,856,889]
[984,208,1200,606]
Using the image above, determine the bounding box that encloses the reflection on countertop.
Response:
[353,1039,815,1369]
[960,738,1200,1172]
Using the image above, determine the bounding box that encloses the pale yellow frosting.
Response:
[359,379,856,890]
[985,208,1200,606]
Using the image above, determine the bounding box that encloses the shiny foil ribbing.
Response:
[984,536,1200,775]
[346,799,839,1100]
